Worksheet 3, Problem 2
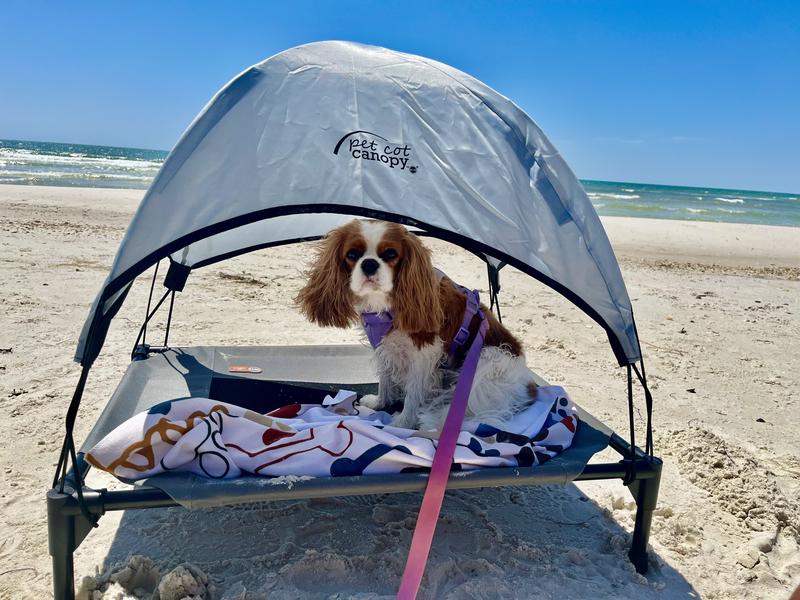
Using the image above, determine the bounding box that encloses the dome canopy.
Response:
[76,41,640,366]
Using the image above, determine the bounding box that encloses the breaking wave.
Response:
[0,139,165,189]
[587,192,641,200]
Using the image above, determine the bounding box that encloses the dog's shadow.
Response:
[77,481,698,599]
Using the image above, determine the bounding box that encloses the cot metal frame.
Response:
[48,404,661,600]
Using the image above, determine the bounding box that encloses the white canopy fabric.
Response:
[76,41,640,366]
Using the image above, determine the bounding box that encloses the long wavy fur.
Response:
[294,225,359,328]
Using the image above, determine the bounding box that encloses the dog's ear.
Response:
[391,229,442,336]
[295,226,359,328]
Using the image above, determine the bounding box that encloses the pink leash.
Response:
[396,309,489,600]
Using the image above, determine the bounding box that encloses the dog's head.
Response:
[295,219,441,334]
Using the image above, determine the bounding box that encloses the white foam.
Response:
[0,148,162,171]
[0,145,161,189]
[715,197,745,204]
[0,169,152,181]
[587,193,640,200]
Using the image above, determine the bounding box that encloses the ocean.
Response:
[1,139,798,227]
[0,139,165,190]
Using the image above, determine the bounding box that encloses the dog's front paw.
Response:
[359,394,383,410]
[390,410,418,430]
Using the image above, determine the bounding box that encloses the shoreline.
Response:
[601,215,800,274]
[1,178,799,227]
[2,183,799,271]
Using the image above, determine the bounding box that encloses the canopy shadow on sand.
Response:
[78,483,697,599]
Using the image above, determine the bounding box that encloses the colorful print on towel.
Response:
[85,386,578,480]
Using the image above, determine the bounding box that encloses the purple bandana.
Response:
[361,311,394,348]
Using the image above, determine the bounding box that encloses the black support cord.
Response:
[130,289,172,359]
[486,263,503,323]
[490,287,503,323]
[53,365,99,527]
[623,364,637,485]
[163,290,176,347]
[54,366,88,489]
[632,362,654,457]
[637,349,654,457]
[53,435,70,489]
[629,315,654,458]
[141,261,160,347]
[67,434,98,526]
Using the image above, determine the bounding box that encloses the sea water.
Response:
[584,180,799,228]
[1,139,798,227]
[0,139,165,190]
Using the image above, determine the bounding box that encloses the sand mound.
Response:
[666,428,798,537]
[156,564,215,600]
[78,555,218,600]
[658,427,800,594]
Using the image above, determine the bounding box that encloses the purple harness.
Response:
[360,270,485,366]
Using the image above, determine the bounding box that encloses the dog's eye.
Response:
[345,249,362,261]
[380,248,398,261]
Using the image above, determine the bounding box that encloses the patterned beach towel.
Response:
[85,386,578,480]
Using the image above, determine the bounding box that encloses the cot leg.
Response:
[48,490,76,600]
[627,458,662,574]
[48,489,97,600]
[51,544,74,600]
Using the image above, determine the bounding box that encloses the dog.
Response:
[295,219,539,431]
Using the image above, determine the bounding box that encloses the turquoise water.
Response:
[0,139,166,189]
[583,180,800,228]
[1,139,798,227]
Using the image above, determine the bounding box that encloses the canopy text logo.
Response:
[333,131,418,173]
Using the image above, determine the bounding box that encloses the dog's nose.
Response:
[361,258,379,276]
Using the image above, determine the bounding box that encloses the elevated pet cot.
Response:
[48,41,661,600]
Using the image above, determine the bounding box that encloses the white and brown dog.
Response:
[296,219,538,431]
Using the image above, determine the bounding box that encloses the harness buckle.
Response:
[453,326,471,347]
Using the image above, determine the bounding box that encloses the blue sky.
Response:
[1,1,798,192]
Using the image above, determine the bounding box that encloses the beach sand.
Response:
[1,184,798,599]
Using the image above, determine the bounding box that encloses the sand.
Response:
[0,184,798,599]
